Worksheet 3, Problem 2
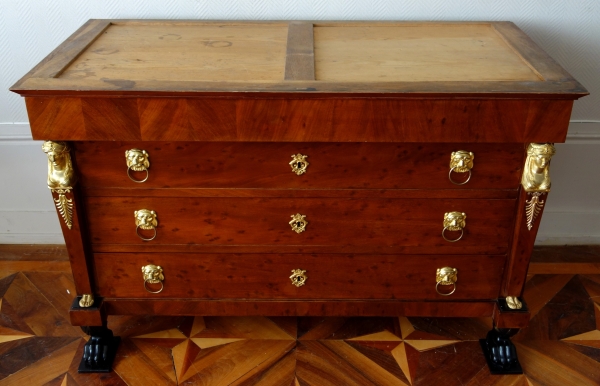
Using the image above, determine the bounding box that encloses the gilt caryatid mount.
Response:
[521,143,556,231]
[43,141,76,230]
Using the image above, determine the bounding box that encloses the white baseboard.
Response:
[536,211,600,245]
[0,122,33,140]
[0,211,64,244]
[0,233,65,244]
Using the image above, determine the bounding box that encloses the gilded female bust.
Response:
[521,143,555,192]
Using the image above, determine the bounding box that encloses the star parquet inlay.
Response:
[2,247,600,385]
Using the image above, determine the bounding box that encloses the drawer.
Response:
[74,142,524,190]
[85,197,515,254]
[94,253,506,300]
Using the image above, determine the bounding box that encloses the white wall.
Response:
[0,1,599,244]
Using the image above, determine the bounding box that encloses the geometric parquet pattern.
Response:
[2,247,600,385]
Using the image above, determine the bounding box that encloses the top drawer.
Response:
[74,142,524,190]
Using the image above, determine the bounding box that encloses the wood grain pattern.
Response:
[10,19,111,88]
[90,241,514,256]
[84,196,515,254]
[23,271,77,322]
[25,97,84,140]
[285,22,315,81]
[503,189,546,297]
[515,341,600,386]
[81,98,141,140]
[15,244,600,272]
[492,302,530,329]
[104,300,496,318]
[73,142,525,190]
[25,97,576,143]
[0,339,80,386]
[137,97,239,141]
[55,187,95,296]
[1,272,82,338]
[314,24,541,82]
[15,77,588,97]
[491,22,573,82]
[520,274,574,320]
[93,253,506,300]
[0,245,69,261]
[10,21,587,96]
[60,23,289,82]
[529,246,600,274]
[517,276,596,341]
[83,188,519,200]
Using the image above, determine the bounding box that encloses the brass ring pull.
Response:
[127,166,149,183]
[435,281,457,296]
[142,264,164,294]
[449,150,474,185]
[436,267,457,296]
[134,209,158,242]
[442,212,466,242]
[136,224,157,241]
[144,278,164,293]
[448,167,471,185]
[126,149,150,183]
[442,226,464,242]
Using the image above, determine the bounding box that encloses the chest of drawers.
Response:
[11,20,586,374]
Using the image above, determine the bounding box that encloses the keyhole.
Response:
[297,162,303,168]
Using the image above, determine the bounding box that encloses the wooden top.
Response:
[314,24,541,82]
[11,20,587,98]
[61,24,289,82]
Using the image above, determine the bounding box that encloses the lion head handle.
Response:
[521,143,556,192]
[134,209,158,230]
[436,267,458,285]
[125,149,150,171]
[443,212,466,231]
[42,141,76,189]
[142,265,164,283]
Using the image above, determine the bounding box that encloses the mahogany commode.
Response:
[11,20,587,374]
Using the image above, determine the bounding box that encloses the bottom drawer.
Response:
[94,253,505,300]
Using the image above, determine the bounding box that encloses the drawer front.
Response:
[74,142,524,190]
[94,253,506,300]
[85,197,515,254]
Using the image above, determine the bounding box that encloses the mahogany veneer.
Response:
[94,253,506,300]
[84,197,515,253]
[73,142,525,190]
[10,19,587,373]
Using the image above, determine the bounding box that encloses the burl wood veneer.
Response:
[10,20,587,374]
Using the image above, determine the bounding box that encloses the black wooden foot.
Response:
[78,325,121,373]
[480,328,523,375]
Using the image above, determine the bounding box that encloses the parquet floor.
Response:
[1,246,600,385]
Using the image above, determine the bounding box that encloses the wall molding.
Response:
[0,210,64,244]
[2,121,599,142]
[537,210,600,245]
[565,121,600,143]
[0,233,65,244]
[0,123,33,140]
